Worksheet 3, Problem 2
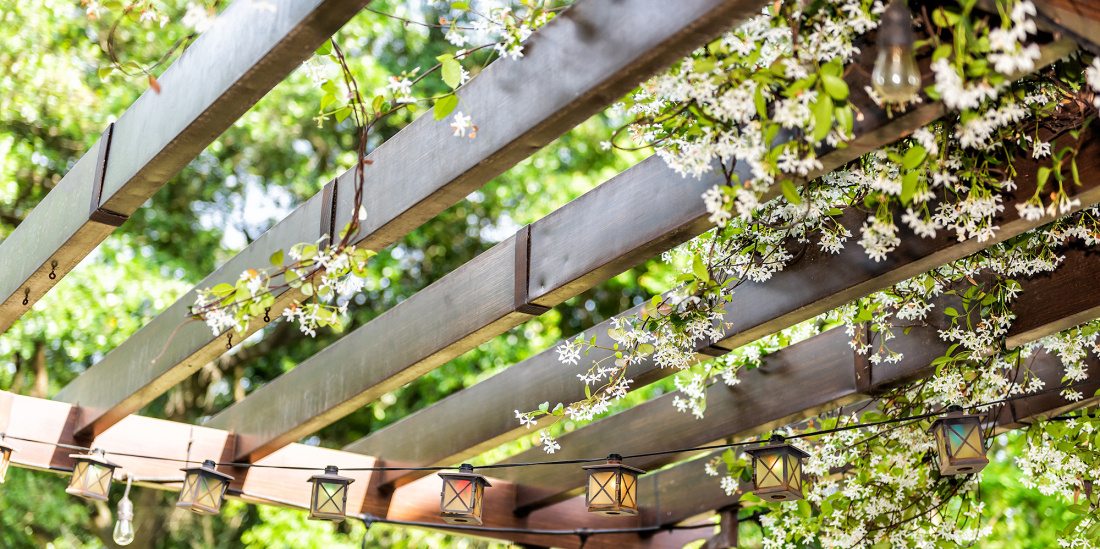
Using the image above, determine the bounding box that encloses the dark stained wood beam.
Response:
[55,0,780,439]
[500,240,1100,513]
[346,112,1096,489]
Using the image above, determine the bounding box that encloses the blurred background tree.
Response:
[0,1,1079,548]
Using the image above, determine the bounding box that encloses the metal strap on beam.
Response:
[87,124,128,228]
[515,225,551,316]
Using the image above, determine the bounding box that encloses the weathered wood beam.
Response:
[0,0,371,334]
[1029,0,1100,51]
[345,92,1093,488]
[500,240,1100,513]
[0,391,705,549]
[57,0,782,439]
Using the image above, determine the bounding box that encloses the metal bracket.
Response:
[853,321,874,393]
[88,123,129,227]
[697,345,728,358]
[320,178,338,245]
[514,225,550,316]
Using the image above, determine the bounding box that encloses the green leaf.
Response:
[439,54,462,89]
[902,146,928,171]
[797,499,812,518]
[813,94,834,141]
[316,40,332,56]
[538,401,550,412]
[754,86,768,118]
[636,343,655,357]
[901,171,919,204]
[781,179,802,205]
[97,65,114,79]
[433,94,458,121]
[301,282,314,297]
[334,106,352,123]
[692,255,709,283]
[452,1,470,9]
[372,94,385,113]
[211,283,235,297]
[821,73,849,101]
[945,307,959,317]
[270,249,284,266]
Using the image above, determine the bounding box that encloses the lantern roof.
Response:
[581,454,646,475]
[744,436,810,459]
[928,405,985,431]
[181,459,234,483]
[309,465,355,485]
[69,449,120,468]
[439,463,492,486]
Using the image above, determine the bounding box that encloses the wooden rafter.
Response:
[0,0,372,335]
[346,73,1094,490]
[56,0,781,440]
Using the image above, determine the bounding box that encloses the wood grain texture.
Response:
[55,0,780,440]
[346,94,1096,491]
[0,0,370,335]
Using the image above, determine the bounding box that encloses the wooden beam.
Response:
[345,104,1095,487]
[0,0,371,335]
[499,240,1100,513]
[0,391,705,548]
[236,34,1074,465]
[56,0,782,439]
[1031,0,1100,51]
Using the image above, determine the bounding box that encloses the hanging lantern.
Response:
[66,449,120,501]
[582,454,645,517]
[744,435,809,502]
[177,460,234,514]
[308,465,355,522]
[0,436,16,483]
[928,406,988,476]
[438,463,491,525]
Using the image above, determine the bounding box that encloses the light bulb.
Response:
[872,0,921,103]
[872,46,921,102]
[113,477,136,546]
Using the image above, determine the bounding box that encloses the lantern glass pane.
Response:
[443,478,474,513]
[69,461,88,491]
[472,484,483,517]
[180,472,198,503]
[948,423,984,458]
[196,476,226,511]
[588,470,618,506]
[935,425,949,461]
[621,472,637,508]
[0,448,10,483]
[787,454,802,490]
[88,463,112,497]
[756,453,783,488]
[315,482,346,515]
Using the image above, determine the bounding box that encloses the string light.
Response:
[928,405,989,476]
[872,0,921,102]
[438,463,491,524]
[581,454,644,516]
[308,465,354,522]
[2,383,1093,535]
[66,449,120,501]
[744,435,809,502]
[113,475,136,546]
[177,459,233,514]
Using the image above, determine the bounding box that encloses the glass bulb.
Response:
[113,518,135,546]
[114,494,136,546]
[872,45,921,103]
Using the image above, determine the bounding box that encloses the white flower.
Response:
[181,2,216,33]
[450,111,474,138]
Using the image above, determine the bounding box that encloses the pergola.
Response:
[1,0,1099,547]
